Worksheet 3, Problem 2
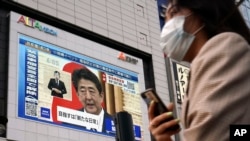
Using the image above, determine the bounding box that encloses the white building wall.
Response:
[240,0,250,28]
[7,0,170,141]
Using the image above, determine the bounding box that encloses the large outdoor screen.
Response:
[17,34,142,140]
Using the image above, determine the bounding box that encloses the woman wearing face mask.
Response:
[148,0,250,141]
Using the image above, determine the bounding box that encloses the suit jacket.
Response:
[181,32,250,141]
[79,108,113,134]
[48,78,67,98]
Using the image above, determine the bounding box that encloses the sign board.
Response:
[17,34,142,140]
[165,58,190,141]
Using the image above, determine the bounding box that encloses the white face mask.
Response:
[160,15,204,61]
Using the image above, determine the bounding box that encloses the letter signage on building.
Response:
[17,15,57,36]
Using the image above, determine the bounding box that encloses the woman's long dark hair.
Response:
[169,0,250,43]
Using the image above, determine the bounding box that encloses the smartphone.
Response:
[140,88,180,130]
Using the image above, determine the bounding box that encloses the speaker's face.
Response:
[76,78,103,115]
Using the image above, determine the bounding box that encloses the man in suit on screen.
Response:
[48,71,67,98]
[71,68,113,134]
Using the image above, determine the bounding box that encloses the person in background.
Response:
[71,68,113,134]
[148,0,250,140]
[48,71,67,98]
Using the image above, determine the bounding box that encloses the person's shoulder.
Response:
[211,32,246,40]
[197,32,249,58]
[204,32,249,49]
[104,111,113,119]
[192,32,250,69]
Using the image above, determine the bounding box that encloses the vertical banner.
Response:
[172,61,190,104]
[167,58,190,106]
[17,34,142,140]
[166,58,190,141]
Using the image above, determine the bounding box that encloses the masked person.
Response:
[148,0,250,141]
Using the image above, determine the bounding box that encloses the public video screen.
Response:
[17,34,142,140]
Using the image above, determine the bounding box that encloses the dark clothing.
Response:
[48,78,67,98]
[79,108,113,134]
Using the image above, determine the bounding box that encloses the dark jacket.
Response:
[48,78,67,98]
[79,108,113,134]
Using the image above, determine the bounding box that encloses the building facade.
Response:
[1,0,249,141]
[0,0,170,141]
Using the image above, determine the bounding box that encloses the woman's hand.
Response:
[148,101,181,141]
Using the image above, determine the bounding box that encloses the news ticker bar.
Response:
[230,125,250,141]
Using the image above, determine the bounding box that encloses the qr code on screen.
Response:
[25,102,37,117]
